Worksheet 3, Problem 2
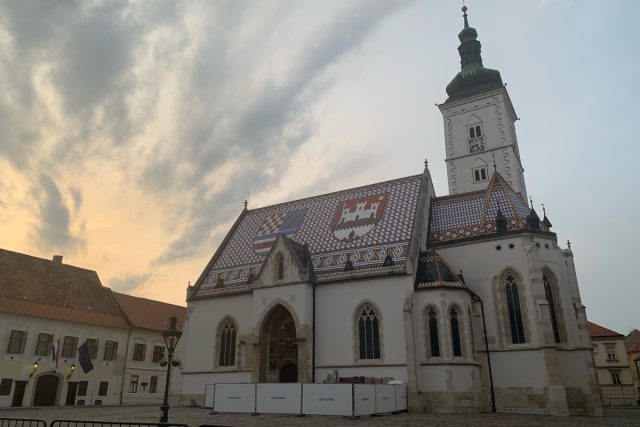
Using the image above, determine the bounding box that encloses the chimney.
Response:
[52,255,63,264]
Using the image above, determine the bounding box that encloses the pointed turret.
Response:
[527,207,541,230]
[542,204,553,229]
[446,6,504,102]
[495,208,508,232]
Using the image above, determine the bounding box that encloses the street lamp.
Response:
[159,314,182,423]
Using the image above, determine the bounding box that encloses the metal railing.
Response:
[50,421,189,427]
[0,419,47,427]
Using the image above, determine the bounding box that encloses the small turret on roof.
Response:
[414,251,467,290]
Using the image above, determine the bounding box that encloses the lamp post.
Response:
[159,315,182,423]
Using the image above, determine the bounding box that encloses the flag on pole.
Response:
[78,340,94,374]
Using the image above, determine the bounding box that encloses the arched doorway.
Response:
[279,363,298,383]
[259,304,298,382]
[33,374,60,406]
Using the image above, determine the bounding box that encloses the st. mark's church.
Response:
[179,7,603,415]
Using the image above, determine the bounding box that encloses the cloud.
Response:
[108,272,151,293]
[33,174,84,251]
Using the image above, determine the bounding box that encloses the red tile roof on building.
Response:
[429,172,549,243]
[0,248,128,329]
[192,174,424,298]
[113,292,186,332]
[587,321,624,338]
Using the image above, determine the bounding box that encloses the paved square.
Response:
[0,406,639,426]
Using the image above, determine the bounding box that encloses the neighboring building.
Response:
[112,292,186,405]
[588,321,636,407]
[179,7,602,416]
[0,248,186,408]
[625,329,640,404]
[0,249,129,407]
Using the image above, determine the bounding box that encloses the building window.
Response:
[77,381,88,396]
[0,378,12,395]
[606,346,617,361]
[7,330,27,354]
[86,338,98,359]
[35,333,53,356]
[98,381,108,396]
[611,372,621,385]
[149,376,158,393]
[450,308,462,357]
[61,336,78,358]
[427,308,440,357]
[129,375,138,393]
[358,303,381,360]
[473,166,488,183]
[505,274,526,344]
[133,343,146,362]
[152,345,165,363]
[276,253,284,281]
[218,317,237,367]
[468,122,485,153]
[103,341,118,361]
[543,274,561,343]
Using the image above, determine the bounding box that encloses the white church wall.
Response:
[490,350,547,388]
[183,293,252,373]
[314,275,412,379]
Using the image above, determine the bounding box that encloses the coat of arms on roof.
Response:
[331,193,387,242]
[253,208,307,255]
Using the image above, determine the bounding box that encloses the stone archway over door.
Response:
[33,374,60,406]
[259,304,298,382]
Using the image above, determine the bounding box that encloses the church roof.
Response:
[0,248,129,329]
[429,172,550,244]
[414,251,467,290]
[192,174,424,298]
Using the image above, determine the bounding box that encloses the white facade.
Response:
[0,312,128,408]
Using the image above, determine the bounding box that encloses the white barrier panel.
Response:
[213,383,256,413]
[256,383,302,414]
[353,384,376,416]
[375,384,396,413]
[204,383,215,408]
[394,383,408,411]
[302,384,353,416]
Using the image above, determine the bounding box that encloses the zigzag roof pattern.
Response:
[193,175,424,298]
[429,172,549,243]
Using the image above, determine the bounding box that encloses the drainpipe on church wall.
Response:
[311,281,316,383]
[469,290,496,412]
[402,293,420,409]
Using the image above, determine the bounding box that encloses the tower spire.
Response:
[462,5,469,28]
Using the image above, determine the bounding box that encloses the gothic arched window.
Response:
[427,308,440,357]
[480,168,487,180]
[218,317,237,367]
[543,274,561,343]
[505,274,526,344]
[475,125,481,137]
[450,308,462,357]
[358,303,381,359]
[276,253,284,281]
[469,127,475,138]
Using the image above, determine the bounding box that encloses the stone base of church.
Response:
[494,386,574,416]
[565,386,604,416]
[417,390,488,413]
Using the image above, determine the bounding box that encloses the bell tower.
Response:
[438,6,527,200]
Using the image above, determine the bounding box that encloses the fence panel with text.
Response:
[353,384,376,416]
[204,383,215,408]
[256,383,302,414]
[213,383,256,413]
[301,384,353,416]
[375,384,396,413]
[394,383,408,411]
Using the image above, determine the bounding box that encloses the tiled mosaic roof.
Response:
[414,251,467,290]
[194,175,423,297]
[429,172,548,243]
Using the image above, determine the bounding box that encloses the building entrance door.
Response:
[279,363,298,383]
[11,381,27,407]
[65,382,78,406]
[259,304,298,382]
[33,374,59,406]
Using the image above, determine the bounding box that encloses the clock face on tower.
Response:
[469,136,485,153]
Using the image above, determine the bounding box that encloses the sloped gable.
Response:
[193,174,423,298]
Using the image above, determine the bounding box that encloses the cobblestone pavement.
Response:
[1,406,639,426]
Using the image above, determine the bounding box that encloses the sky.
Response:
[0,0,638,334]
